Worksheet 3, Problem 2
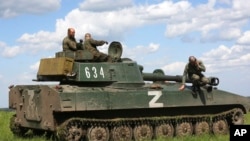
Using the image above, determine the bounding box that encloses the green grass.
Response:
[0,111,249,141]
[0,111,49,141]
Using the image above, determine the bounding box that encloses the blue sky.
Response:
[0,0,250,107]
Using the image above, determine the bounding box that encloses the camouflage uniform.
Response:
[62,36,77,52]
[182,60,209,86]
[83,38,112,62]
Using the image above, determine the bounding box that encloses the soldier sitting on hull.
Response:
[83,33,112,62]
[62,28,83,52]
[179,56,209,92]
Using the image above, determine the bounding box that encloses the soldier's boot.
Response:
[191,85,197,95]
[191,84,201,94]
[207,86,212,92]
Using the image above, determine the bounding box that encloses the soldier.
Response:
[62,28,83,51]
[62,28,77,52]
[83,33,112,62]
[179,56,209,92]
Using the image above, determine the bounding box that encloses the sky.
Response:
[0,0,250,108]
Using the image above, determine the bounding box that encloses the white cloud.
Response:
[17,72,36,83]
[0,0,61,18]
[218,0,231,5]
[148,43,159,52]
[79,0,133,12]
[2,0,250,72]
[18,31,54,44]
[201,44,250,73]
[0,40,60,58]
[219,28,242,41]
[165,0,250,42]
[56,0,191,40]
[1,45,22,58]
[203,45,231,60]
[164,41,250,75]
[30,61,40,71]
[5,0,250,58]
[162,62,186,75]
[123,43,159,60]
[144,1,191,20]
[55,8,143,39]
[237,31,250,45]
[232,0,250,11]
[17,31,61,53]
[0,41,6,53]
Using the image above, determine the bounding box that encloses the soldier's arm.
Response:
[197,60,206,72]
[62,38,67,51]
[182,65,188,84]
[179,64,188,91]
[68,40,77,51]
[89,39,107,46]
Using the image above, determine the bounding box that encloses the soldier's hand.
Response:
[195,61,200,70]
[196,61,200,66]
[179,84,185,91]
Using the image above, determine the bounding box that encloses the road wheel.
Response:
[57,119,85,141]
[155,123,174,139]
[133,124,153,141]
[212,120,228,135]
[88,126,109,141]
[175,122,193,137]
[232,108,244,125]
[111,125,132,141]
[194,121,210,135]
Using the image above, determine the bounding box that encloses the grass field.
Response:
[0,111,249,141]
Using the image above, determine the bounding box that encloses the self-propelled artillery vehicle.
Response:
[9,41,249,141]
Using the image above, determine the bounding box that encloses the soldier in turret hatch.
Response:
[62,28,83,52]
[83,33,112,62]
[179,56,209,92]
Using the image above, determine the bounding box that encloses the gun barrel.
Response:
[142,73,219,86]
[142,73,185,82]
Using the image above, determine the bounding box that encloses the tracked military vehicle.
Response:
[9,41,249,141]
